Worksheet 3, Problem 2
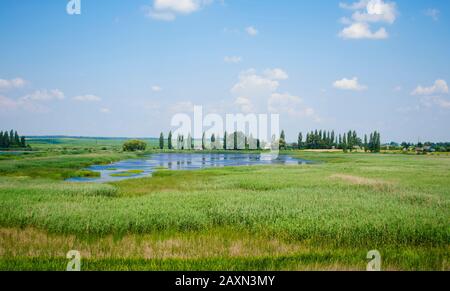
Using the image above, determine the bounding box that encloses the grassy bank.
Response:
[0,149,449,270]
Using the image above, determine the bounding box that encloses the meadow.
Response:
[0,138,449,271]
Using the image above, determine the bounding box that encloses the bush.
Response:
[123,140,147,152]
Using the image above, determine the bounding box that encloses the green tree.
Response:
[211,134,216,150]
[223,131,227,150]
[374,131,381,153]
[342,134,348,152]
[159,132,164,150]
[331,131,335,148]
[298,132,303,149]
[187,133,193,150]
[9,130,14,145]
[14,131,20,146]
[364,134,368,152]
[20,136,26,148]
[168,131,173,150]
[234,131,238,150]
[279,130,286,150]
[4,131,10,148]
[202,132,206,150]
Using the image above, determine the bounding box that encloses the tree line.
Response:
[158,129,381,153]
[295,130,381,152]
[0,130,27,149]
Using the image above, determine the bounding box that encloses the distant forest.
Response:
[0,130,28,149]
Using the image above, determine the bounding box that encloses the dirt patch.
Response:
[330,174,392,190]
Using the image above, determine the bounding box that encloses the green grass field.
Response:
[0,138,449,270]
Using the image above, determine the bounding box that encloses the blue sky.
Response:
[0,0,449,142]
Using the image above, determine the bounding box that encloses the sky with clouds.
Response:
[0,0,449,142]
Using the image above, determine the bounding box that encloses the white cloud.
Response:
[230,68,320,121]
[224,56,242,64]
[21,89,65,101]
[143,0,212,21]
[100,108,111,113]
[352,0,397,24]
[245,26,258,36]
[234,96,254,113]
[263,68,289,80]
[0,88,64,113]
[73,94,101,102]
[231,69,280,102]
[231,69,281,113]
[152,85,163,92]
[339,0,396,40]
[268,93,320,121]
[0,78,26,90]
[411,80,450,110]
[424,8,440,21]
[411,80,449,96]
[333,77,368,91]
[339,21,388,39]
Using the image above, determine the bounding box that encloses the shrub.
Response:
[123,140,147,152]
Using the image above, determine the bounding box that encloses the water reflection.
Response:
[67,153,311,183]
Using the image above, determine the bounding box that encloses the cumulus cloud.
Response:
[73,94,102,102]
[231,69,280,102]
[234,96,254,113]
[411,79,449,96]
[351,0,397,24]
[263,68,289,80]
[230,68,320,121]
[412,80,450,110]
[224,56,242,64]
[339,22,388,39]
[100,108,111,113]
[338,0,396,40]
[268,93,320,121]
[245,26,258,36]
[143,0,213,21]
[0,78,26,90]
[333,77,368,91]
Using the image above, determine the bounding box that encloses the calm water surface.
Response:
[67,153,312,183]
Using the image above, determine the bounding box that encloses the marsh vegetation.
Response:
[0,138,449,270]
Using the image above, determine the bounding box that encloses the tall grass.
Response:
[0,151,449,270]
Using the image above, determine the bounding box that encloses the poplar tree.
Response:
[159,132,164,149]
[202,132,206,150]
[168,131,173,150]
[211,134,216,150]
[364,134,368,152]
[298,132,303,149]
[279,130,286,150]
[223,131,227,150]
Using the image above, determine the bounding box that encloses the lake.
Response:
[67,153,311,183]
